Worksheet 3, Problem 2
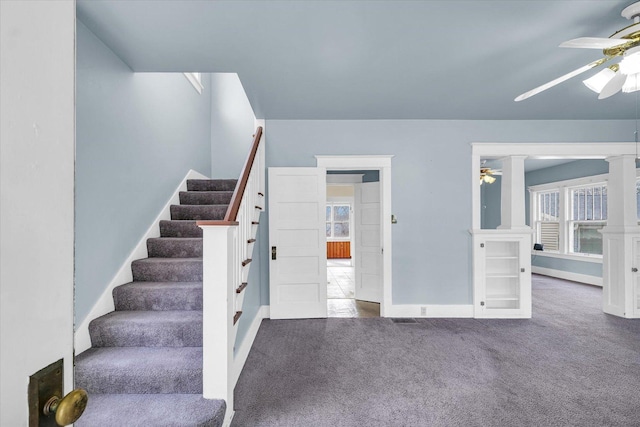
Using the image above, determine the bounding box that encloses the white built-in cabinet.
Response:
[473,230,532,318]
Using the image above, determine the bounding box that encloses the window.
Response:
[530,174,609,258]
[570,185,607,255]
[535,190,560,251]
[326,204,350,239]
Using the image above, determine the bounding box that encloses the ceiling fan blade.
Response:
[598,72,626,99]
[515,57,611,102]
[559,37,629,49]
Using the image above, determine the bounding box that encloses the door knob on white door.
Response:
[43,388,88,426]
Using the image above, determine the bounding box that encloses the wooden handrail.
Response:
[225,126,263,222]
[196,126,262,227]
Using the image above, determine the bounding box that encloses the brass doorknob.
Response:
[43,388,88,426]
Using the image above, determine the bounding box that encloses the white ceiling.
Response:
[77,0,640,120]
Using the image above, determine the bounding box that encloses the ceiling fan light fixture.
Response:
[515,2,640,101]
[582,66,618,93]
[482,174,496,185]
[619,47,640,75]
[622,73,640,92]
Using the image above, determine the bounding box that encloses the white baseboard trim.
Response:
[232,305,269,386]
[384,304,474,318]
[74,169,209,353]
[532,266,602,287]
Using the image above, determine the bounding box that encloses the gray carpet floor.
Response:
[232,275,640,427]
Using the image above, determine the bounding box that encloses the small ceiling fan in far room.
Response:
[480,167,501,185]
[515,1,640,101]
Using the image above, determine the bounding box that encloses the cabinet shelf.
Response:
[486,274,518,279]
[486,256,518,260]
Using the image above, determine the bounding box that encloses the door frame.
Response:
[316,155,393,316]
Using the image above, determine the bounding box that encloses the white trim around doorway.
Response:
[316,155,393,316]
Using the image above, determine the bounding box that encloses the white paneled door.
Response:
[355,182,382,303]
[269,168,327,319]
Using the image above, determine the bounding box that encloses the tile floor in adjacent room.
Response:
[327,258,380,318]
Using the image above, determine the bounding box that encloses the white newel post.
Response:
[601,155,640,318]
[498,155,528,230]
[200,225,237,407]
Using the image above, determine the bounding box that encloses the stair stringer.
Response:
[74,169,209,354]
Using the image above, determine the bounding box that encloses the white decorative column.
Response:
[601,155,640,318]
[498,156,529,230]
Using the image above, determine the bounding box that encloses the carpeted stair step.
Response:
[159,220,202,238]
[131,258,202,282]
[179,190,233,205]
[187,179,237,192]
[89,311,202,347]
[113,281,202,311]
[76,394,225,427]
[170,204,228,221]
[75,347,203,394]
[147,237,203,258]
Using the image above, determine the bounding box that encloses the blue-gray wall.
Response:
[207,73,261,350]
[525,159,609,279]
[76,21,212,324]
[531,255,602,277]
[258,120,635,306]
[480,175,501,229]
[210,73,256,179]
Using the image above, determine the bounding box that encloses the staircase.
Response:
[75,179,238,426]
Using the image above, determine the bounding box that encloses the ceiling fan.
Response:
[515,1,640,101]
[480,167,501,185]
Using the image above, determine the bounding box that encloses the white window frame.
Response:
[326,202,351,241]
[529,172,609,260]
[184,72,203,94]
[568,183,608,256]
[533,189,561,252]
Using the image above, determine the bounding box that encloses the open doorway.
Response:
[268,155,393,320]
[472,142,640,319]
[316,155,393,317]
[325,172,380,318]
[479,155,608,287]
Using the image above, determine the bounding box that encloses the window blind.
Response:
[540,222,559,251]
